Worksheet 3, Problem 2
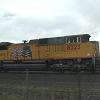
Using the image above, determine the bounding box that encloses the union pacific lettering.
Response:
[66,44,80,50]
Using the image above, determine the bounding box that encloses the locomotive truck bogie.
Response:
[48,58,95,72]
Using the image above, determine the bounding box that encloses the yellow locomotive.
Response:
[0,34,99,72]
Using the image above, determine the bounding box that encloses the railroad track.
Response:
[0,70,100,75]
[0,71,100,82]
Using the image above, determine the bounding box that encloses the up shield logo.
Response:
[12,45,32,59]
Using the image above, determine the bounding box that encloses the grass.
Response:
[0,84,99,100]
[0,96,24,100]
[0,84,80,100]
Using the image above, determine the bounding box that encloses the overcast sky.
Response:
[0,0,100,43]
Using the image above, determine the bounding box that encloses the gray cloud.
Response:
[74,0,100,32]
[0,10,16,21]
[0,0,100,42]
[3,12,15,18]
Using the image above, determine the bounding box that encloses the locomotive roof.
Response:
[30,34,90,41]
[44,34,90,39]
[63,34,90,38]
[0,42,12,46]
[29,34,90,44]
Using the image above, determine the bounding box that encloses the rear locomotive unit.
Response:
[0,34,99,72]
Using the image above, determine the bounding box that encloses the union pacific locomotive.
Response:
[0,34,100,72]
